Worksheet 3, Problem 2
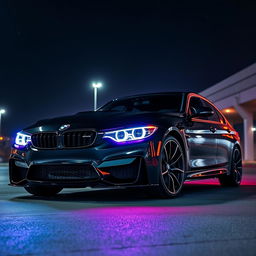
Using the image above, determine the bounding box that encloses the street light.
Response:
[92,82,102,111]
[0,109,6,136]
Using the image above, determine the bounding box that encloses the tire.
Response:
[25,186,62,196]
[153,136,186,198]
[219,146,242,187]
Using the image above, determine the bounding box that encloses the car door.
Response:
[212,108,234,167]
[198,99,234,167]
[185,96,217,170]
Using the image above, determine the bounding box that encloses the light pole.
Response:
[0,109,6,136]
[92,82,102,111]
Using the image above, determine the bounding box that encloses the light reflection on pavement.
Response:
[0,164,256,256]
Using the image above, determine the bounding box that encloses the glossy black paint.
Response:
[9,92,240,190]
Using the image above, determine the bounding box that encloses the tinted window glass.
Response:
[99,94,183,113]
[216,110,226,123]
[189,97,221,122]
[201,99,220,122]
[189,97,204,116]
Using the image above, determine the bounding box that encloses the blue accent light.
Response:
[117,131,126,140]
[14,132,31,149]
[103,126,157,143]
[133,128,143,138]
[97,158,136,168]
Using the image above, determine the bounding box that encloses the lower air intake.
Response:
[27,164,99,182]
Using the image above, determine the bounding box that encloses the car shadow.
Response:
[11,181,256,209]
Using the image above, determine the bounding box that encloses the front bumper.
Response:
[9,139,161,188]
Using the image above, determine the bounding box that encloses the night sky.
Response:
[1,0,256,136]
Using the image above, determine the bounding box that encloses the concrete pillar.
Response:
[234,104,254,161]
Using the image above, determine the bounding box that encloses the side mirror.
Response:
[190,107,214,119]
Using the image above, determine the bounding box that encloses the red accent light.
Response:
[221,134,234,139]
[150,141,156,157]
[156,141,162,156]
[96,168,110,175]
[11,149,18,154]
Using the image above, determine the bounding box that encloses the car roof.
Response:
[113,91,199,101]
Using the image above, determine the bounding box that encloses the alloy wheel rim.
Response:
[233,148,242,184]
[160,139,185,194]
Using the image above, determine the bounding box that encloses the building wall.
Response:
[201,63,256,161]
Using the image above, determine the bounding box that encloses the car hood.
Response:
[24,111,182,133]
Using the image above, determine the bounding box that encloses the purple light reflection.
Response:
[68,206,205,254]
[105,138,146,145]
[13,144,26,149]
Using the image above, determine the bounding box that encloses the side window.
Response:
[201,99,220,122]
[188,97,204,116]
[216,110,226,124]
[188,96,222,122]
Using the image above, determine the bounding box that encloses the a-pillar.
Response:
[234,104,254,161]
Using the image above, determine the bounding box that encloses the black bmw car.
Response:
[9,92,242,198]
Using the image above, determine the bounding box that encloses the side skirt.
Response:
[185,168,228,180]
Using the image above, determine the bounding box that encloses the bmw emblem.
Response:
[59,124,70,131]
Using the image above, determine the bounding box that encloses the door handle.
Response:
[210,127,217,133]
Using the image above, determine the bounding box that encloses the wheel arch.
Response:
[227,142,242,175]
[163,127,190,171]
[234,142,242,155]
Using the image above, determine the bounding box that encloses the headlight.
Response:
[103,126,157,143]
[14,132,31,148]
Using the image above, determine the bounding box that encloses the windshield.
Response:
[99,94,183,113]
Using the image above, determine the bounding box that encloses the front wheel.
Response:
[154,136,186,198]
[219,147,242,186]
[25,186,62,196]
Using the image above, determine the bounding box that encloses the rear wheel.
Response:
[154,136,186,198]
[25,186,62,196]
[219,147,242,186]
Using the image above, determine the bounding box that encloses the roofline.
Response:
[113,91,197,101]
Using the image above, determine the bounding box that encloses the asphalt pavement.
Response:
[0,164,256,256]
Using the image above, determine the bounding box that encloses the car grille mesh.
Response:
[31,131,96,149]
[63,131,96,148]
[31,133,57,148]
[27,164,99,182]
